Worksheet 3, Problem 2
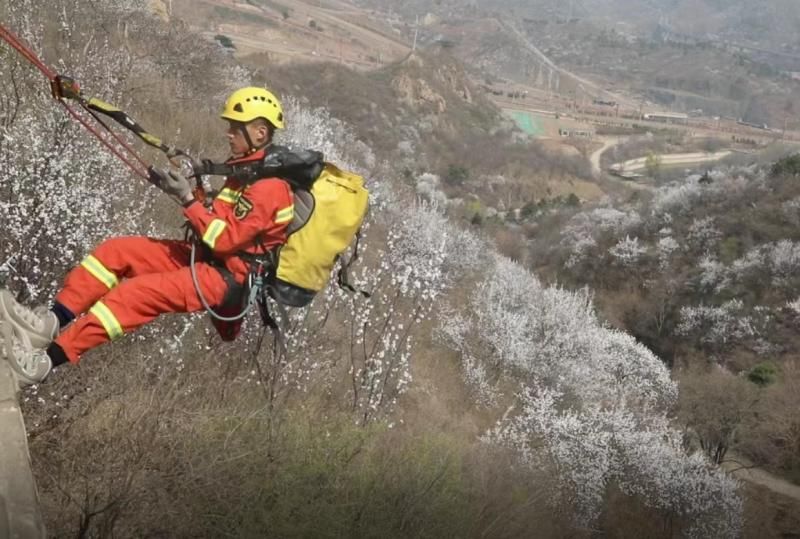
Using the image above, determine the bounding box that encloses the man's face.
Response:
[226,121,248,156]
[226,120,269,156]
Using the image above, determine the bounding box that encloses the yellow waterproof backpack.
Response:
[272,163,369,306]
[206,145,369,308]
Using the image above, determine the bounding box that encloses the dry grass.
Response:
[24,328,574,537]
[740,482,800,539]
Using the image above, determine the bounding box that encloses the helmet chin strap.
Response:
[239,124,256,154]
[239,123,272,155]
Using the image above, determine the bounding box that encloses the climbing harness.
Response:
[0,23,201,198]
[1,23,370,353]
[194,145,371,303]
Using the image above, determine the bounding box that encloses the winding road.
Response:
[589,136,624,177]
[723,452,800,503]
[611,150,733,175]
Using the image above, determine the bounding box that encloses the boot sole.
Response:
[0,289,56,349]
[0,322,49,387]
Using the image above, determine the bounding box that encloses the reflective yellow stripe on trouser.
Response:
[202,219,227,249]
[89,301,124,341]
[80,255,119,289]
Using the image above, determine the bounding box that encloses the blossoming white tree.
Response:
[609,235,648,269]
[440,255,742,536]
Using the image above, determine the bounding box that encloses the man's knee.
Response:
[92,236,147,257]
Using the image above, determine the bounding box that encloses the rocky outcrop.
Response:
[390,52,481,116]
[392,71,448,114]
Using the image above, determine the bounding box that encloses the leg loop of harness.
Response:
[184,225,290,347]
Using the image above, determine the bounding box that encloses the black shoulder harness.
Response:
[193,145,324,189]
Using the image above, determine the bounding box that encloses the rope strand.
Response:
[0,22,180,181]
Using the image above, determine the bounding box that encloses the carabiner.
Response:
[51,75,81,100]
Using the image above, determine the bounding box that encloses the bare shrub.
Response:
[677,365,758,464]
[493,227,525,262]
[738,361,800,481]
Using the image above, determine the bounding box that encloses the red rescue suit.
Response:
[53,148,294,363]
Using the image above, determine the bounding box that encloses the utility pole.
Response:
[783,100,794,141]
[412,15,419,52]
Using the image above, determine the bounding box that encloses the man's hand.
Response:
[148,166,194,206]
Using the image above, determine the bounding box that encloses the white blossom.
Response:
[676,300,758,347]
[609,236,647,268]
[697,255,730,293]
[787,297,800,315]
[766,240,800,288]
[657,236,679,272]
[687,216,722,253]
[437,254,738,533]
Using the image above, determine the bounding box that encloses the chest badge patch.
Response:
[234,196,254,220]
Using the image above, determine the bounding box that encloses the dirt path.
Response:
[723,452,800,503]
[587,136,656,194]
[589,136,624,177]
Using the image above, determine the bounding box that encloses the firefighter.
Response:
[0,87,294,386]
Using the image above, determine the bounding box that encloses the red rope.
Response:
[0,25,56,80]
[60,101,149,180]
[0,23,150,180]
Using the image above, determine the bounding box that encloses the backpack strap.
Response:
[256,286,286,349]
[193,146,324,189]
[337,229,370,298]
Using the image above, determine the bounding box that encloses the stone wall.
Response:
[0,363,45,538]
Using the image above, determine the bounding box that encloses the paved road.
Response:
[589,136,663,194]
[610,150,733,174]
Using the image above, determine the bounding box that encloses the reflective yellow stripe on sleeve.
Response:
[89,301,124,341]
[202,219,227,249]
[275,204,294,224]
[216,188,240,204]
[80,255,119,289]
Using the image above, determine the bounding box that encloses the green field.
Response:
[505,109,545,137]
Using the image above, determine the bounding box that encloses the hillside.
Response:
[1,0,798,537]
[159,0,800,129]
[169,0,410,68]
[526,155,800,487]
[352,0,800,127]
[244,50,596,213]
[353,0,800,56]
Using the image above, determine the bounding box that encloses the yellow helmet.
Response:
[221,87,285,129]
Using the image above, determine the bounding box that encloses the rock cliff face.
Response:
[389,52,480,118]
[392,70,448,114]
